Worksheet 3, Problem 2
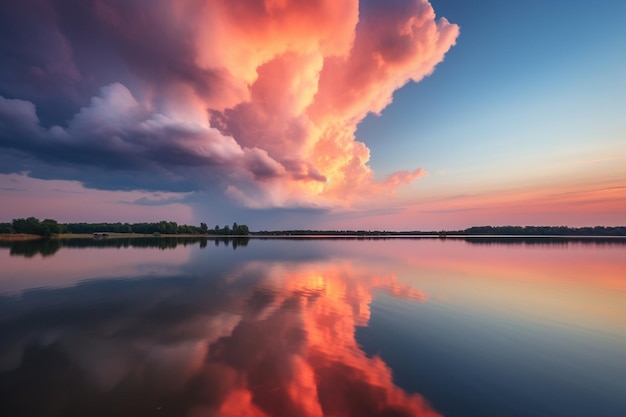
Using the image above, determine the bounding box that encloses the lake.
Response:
[1,237,625,417]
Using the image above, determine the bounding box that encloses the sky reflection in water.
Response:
[0,238,625,417]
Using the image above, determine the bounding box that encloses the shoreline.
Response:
[0,233,217,241]
[2,233,625,242]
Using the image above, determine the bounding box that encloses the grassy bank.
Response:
[0,233,42,241]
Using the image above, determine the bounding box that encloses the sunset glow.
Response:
[1,0,625,228]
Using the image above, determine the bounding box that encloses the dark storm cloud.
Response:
[0,83,289,192]
[0,1,81,98]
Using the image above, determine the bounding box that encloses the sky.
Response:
[1,0,625,230]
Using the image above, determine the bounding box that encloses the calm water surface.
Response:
[0,237,625,417]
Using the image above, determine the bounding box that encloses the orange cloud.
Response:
[192,0,459,207]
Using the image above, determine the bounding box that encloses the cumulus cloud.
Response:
[0,0,458,209]
[0,84,293,190]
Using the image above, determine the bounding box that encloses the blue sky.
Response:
[359,0,626,178]
[351,0,626,228]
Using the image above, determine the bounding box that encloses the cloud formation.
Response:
[0,0,458,209]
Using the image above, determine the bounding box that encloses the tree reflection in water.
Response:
[0,237,250,258]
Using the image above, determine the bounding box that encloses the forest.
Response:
[0,217,250,237]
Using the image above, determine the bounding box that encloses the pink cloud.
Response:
[204,0,458,207]
[385,168,428,188]
[0,0,458,212]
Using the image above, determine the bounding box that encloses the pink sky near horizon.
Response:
[0,173,194,224]
[2,170,624,229]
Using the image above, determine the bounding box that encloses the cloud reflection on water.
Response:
[0,256,434,417]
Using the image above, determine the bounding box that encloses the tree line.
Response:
[0,217,250,237]
[463,225,626,236]
[1,217,63,236]
[2,219,624,237]
[253,225,626,236]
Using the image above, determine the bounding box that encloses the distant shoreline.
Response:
[3,219,624,239]
[0,233,216,241]
[2,232,626,242]
[1,233,234,240]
